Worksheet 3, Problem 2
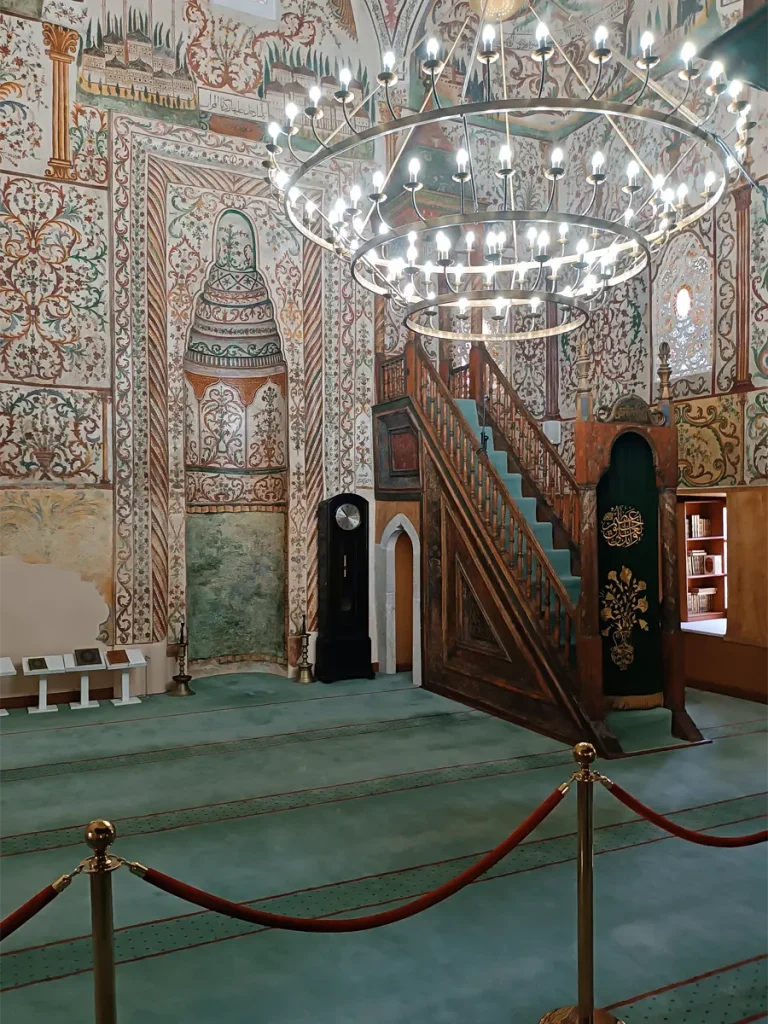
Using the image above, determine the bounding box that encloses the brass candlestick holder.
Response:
[296,615,314,685]
[168,619,195,697]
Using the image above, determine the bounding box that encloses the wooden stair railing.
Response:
[467,345,580,545]
[408,341,577,669]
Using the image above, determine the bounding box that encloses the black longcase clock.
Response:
[315,492,374,683]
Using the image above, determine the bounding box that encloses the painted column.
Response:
[43,24,78,182]
[544,301,560,419]
[732,183,753,391]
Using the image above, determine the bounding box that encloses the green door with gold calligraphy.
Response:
[597,431,663,707]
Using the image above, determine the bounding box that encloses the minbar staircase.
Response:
[375,338,697,756]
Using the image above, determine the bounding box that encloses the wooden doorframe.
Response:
[379,513,422,685]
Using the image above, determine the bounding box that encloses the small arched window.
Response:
[675,285,692,320]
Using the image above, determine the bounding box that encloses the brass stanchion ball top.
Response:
[573,741,597,766]
[85,819,116,852]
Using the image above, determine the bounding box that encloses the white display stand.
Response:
[22,655,66,714]
[64,651,106,710]
[0,657,16,717]
[107,648,146,706]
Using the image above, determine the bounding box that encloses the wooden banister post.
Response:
[404,335,417,397]
[575,419,604,721]
[469,343,483,404]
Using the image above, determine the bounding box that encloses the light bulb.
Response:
[662,187,674,205]
[640,31,654,54]
[680,42,696,64]
[378,222,389,235]
[560,285,574,297]
[426,37,439,59]
[382,51,395,72]
[577,239,589,256]
[499,144,512,168]
[559,222,569,240]
[594,25,608,46]
[465,231,475,248]
[537,230,550,253]
[408,157,420,180]
[391,257,405,277]
[728,79,743,98]
[527,227,538,245]
[268,121,281,141]
[624,207,635,224]
[494,297,507,317]
[339,68,352,87]
[407,230,417,243]
[530,296,541,311]
[535,21,549,44]
[285,102,298,123]
[484,266,494,284]
[658,216,669,232]
[403,281,415,300]
[486,231,497,249]
[456,148,468,172]
[435,231,450,255]
[591,151,605,173]
[482,24,495,46]
[352,215,363,234]
[407,244,417,264]
[583,274,597,293]
[709,60,724,80]
[551,147,564,167]
[275,170,289,190]
[372,170,385,190]
[458,297,469,314]
[309,86,321,105]
[288,186,299,202]
[423,261,435,280]
[677,182,688,202]
[497,231,506,248]
[367,248,378,263]
[703,170,716,189]
[626,160,640,183]
[349,184,361,204]
[453,262,465,280]
[652,173,665,192]
[427,289,436,301]
[305,199,316,218]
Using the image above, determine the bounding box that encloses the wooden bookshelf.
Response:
[678,496,727,621]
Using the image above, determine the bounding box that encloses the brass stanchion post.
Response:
[84,820,119,1024]
[539,744,624,1024]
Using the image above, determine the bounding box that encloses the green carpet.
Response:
[1,676,765,1022]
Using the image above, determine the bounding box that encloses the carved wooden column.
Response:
[544,301,560,419]
[573,333,602,719]
[732,183,753,391]
[43,24,79,181]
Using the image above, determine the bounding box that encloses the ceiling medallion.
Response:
[265,12,757,342]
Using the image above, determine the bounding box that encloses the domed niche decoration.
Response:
[184,210,288,669]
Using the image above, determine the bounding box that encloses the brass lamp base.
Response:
[296,663,314,685]
[540,1008,624,1023]
[167,674,195,697]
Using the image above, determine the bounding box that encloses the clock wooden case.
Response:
[315,492,374,683]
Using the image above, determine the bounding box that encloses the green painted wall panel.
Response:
[186,511,285,662]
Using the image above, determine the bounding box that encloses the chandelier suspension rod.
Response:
[359,16,472,234]
[456,0,492,215]
[527,2,655,185]
[498,15,519,263]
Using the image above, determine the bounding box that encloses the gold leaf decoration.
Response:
[600,566,650,671]
[601,504,644,547]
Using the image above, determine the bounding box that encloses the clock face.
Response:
[335,503,361,531]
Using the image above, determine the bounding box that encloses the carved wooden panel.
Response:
[373,406,421,496]
[421,451,594,746]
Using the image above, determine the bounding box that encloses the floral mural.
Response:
[675,395,743,489]
[0,14,47,170]
[0,174,109,386]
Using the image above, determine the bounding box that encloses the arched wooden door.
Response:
[394,531,414,671]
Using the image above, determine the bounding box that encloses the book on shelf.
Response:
[687,549,708,575]
[686,514,713,538]
[688,587,718,615]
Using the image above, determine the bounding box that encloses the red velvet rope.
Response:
[607,782,768,848]
[0,884,61,942]
[138,786,565,932]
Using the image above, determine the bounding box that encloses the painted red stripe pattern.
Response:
[605,953,768,1011]
[302,238,324,630]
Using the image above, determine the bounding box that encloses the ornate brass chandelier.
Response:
[267,6,757,343]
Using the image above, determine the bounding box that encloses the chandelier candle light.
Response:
[264,7,756,343]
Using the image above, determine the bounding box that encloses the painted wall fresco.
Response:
[676,393,744,488]
[185,509,286,663]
